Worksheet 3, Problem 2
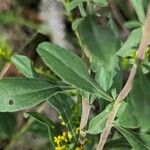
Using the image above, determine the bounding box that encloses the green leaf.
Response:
[0,113,16,139]
[105,138,132,150]
[72,18,84,31]
[130,69,150,132]
[92,56,122,97]
[48,93,77,142]
[124,21,142,29]
[11,54,38,78]
[37,42,113,101]
[131,0,145,23]
[0,78,62,112]
[26,112,55,148]
[79,16,119,68]
[87,104,112,134]
[116,101,139,128]
[66,0,86,12]
[116,28,142,57]
[115,125,150,150]
[93,0,108,7]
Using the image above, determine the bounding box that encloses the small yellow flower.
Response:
[54,136,61,146]
[75,146,83,150]
[61,121,66,126]
[55,145,67,150]
[67,131,72,141]
[76,127,80,134]
[60,132,68,142]
[58,115,63,120]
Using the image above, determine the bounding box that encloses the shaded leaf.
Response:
[48,93,77,142]
[0,113,16,139]
[0,78,62,112]
[11,54,38,78]
[79,16,119,68]
[105,138,132,150]
[72,18,84,31]
[115,125,150,150]
[130,69,150,132]
[26,112,55,148]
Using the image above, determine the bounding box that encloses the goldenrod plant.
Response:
[0,0,150,150]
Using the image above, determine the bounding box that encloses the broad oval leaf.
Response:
[79,16,119,67]
[0,78,62,112]
[37,42,113,101]
[11,54,38,78]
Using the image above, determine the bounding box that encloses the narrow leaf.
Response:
[11,54,38,78]
[27,112,55,148]
[115,125,150,150]
[66,0,86,12]
[131,0,145,23]
[48,93,77,142]
[105,138,131,150]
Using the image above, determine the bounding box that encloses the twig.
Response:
[97,3,150,150]
[0,63,12,78]
[79,98,91,145]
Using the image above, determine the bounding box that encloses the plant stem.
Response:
[97,3,150,150]
[79,98,91,145]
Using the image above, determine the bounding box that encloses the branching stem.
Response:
[97,3,150,150]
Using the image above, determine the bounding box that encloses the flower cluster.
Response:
[54,129,82,150]
[0,47,11,59]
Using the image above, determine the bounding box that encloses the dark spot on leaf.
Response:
[9,100,14,105]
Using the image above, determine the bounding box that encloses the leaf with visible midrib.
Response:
[27,112,55,148]
[115,125,150,150]
[11,54,38,78]
[48,93,77,142]
[37,42,113,102]
[87,104,112,134]
[0,78,63,112]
